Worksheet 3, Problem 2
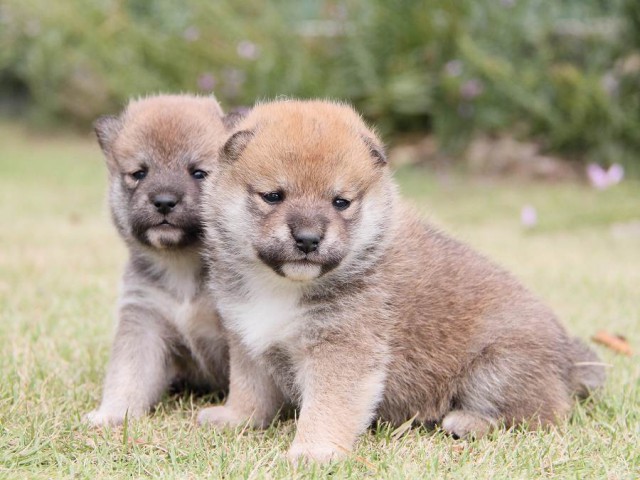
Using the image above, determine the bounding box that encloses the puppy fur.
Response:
[198,100,605,462]
[86,94,231,426]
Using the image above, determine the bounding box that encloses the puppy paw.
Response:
[441,410,493,439]
[84,409,126,427]
[197,406,248,428]
[287,442,345,465]
[84,404,147,427]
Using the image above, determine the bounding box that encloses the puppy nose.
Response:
[152,193,179,215]
[293,231,321,254]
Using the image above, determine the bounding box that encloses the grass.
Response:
[0,121,639,479]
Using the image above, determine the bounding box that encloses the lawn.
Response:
[0,122,638,479]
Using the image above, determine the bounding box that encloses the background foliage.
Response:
[1,0,639,169]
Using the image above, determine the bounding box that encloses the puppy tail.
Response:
[569,337,606,399]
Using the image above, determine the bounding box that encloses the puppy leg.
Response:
[198,337,283,429]
[85,308,174,427]
[288,342,387,464]
[449,341,572,437]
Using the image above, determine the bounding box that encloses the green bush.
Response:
[0,0,639,169]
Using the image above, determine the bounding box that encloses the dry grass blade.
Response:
[391,412,419,440]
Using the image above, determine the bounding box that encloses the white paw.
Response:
[197,406,247,428]
[84,409,126,427]
[287,442,345,465]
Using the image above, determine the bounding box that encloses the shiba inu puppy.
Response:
[198,100,605,462]
[85,94,232,426]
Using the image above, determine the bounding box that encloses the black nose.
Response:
[152,193,179,215]
[293,231,321,254]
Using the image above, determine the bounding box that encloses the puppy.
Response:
[198,100,605,462]
[85,94,232,426]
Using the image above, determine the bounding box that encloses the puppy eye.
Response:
[261,191,285,204]
[191,170,208,180]
[332,197,351,211]
[131,169,147,181]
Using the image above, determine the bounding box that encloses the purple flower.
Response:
[586,163,624,190]
[222,68,246,98]
[232,106,251,116]
[608,164,625,184]
[457,103,474,118]
[237,40,259,60]
[521,205,537,228]
[183,26,200,42]
[460,79,484,100]
[445,60,463,77]
[197,73,216,92]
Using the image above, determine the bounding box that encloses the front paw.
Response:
[84,404,147,427]
[197,406,249,429]
[287,442,346,465]
[84,409,126,427]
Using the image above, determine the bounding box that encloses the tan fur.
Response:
[199,100,605,463]
[86,94,233,426]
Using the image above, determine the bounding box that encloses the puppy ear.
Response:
[207,95,225,117]
[222,109,250,130]
[361,135,387,166]
[94,115,121,155]
[221,130,254,163]
[94,115,123,175]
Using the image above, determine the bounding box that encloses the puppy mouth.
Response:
[152,220,189,233]
[141,221,202,249]
[280,260,323,281]
[257,250,341,280]
[289,257,320,265]
[131,212,203,249]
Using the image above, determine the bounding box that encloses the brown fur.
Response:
[86,94,233,426]
[198,100,605,462]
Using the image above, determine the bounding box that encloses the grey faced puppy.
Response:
[85,94,233,426]
[197,100,605,463]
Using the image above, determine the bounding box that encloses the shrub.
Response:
[0,0,638,170]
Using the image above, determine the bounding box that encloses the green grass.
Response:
[0,122,639,479]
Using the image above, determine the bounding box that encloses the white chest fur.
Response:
[120,250,222,372]
[171,295,219,342]
[219,272,306,357]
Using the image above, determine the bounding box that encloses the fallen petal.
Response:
[607,163,624,185]
[586,163,609,189]
[592,330,633,356]
[520,205,537,228]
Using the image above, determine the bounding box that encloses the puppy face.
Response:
[96,95,229,250]
[207,101,395,282]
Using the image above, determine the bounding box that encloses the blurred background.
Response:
[1,0,640,175]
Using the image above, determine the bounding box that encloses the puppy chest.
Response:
[171,297,222,343]
[223,292,306,356]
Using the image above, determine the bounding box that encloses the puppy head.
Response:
[205,100,396,282]
[95,94,233,250]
